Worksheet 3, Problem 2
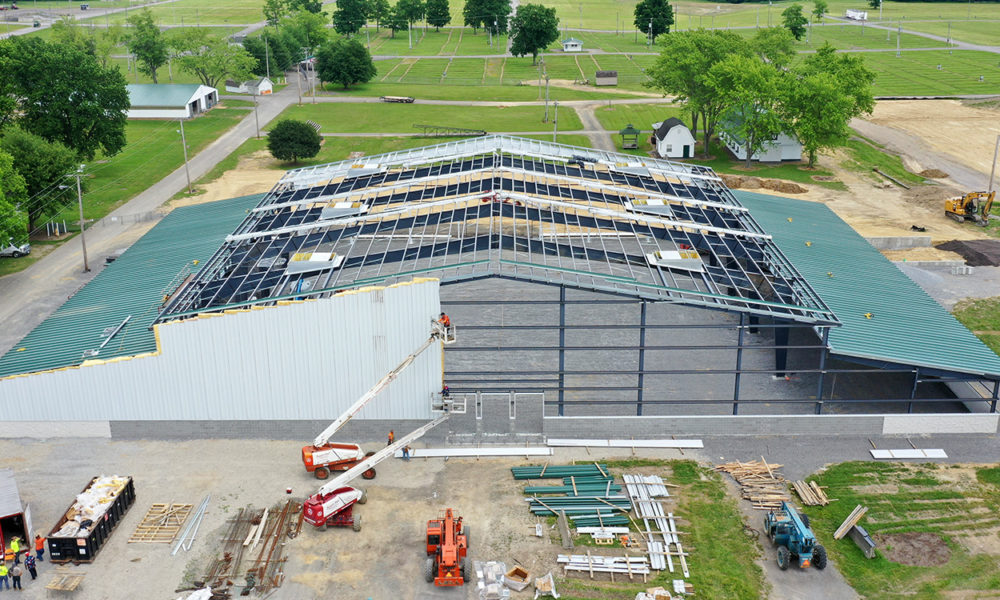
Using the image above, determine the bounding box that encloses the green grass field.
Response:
[54,107,246,224]
[85,0,264,25]
[903,19,1000,46]
[954,296,1000,355]
[855,50,1000,96]
[730,22,951,50]
[272,102,583,133]
[805,462,1000,599]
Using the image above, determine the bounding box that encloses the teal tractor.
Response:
[763,501,827,571]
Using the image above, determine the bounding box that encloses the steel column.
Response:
[558,285,566,416]
[908,367,920,413]
[733,314,745,415]
[774,321,789,378]
[815,327,830,415]
[637,301,647,416]
[992,381,999,413]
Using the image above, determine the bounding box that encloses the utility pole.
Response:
[71,166,89,273]
[179,119,193,194]
[544,75,550,122]
[253,94,261,139]
[648,19,652,46]
[552,101,558,142]
[896,22,901,57]
[767,0,771,27]
[579,4,582,28]
[311,60,317,103]
[296,62,302,105]
[265,35,270,80]
[408,19,412,49]
[989,134,1000,194]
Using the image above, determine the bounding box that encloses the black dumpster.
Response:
[48,476,135,564]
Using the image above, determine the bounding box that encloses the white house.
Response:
[718,109,803,162]
[652,117,696,159]
[561,38,584,52]
[126,84,219,119]
[224,77,273,95]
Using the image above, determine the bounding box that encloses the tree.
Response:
[267,120,321,163]
[708,55,786,167]
[750,27,796,68]
[386,5,410,37]
[867,0,880,9]
[463,0,512,35]
[425,0,451,30]
[801,43,876,117]
[0,38,129,160]
[0,128,79,233]
[126,9,169,83]
[812,0,827,22]
[94,25,126,69]
[264,0,288,27]
[782,72,853,166]
[334,0,368,36]
[50,17,97,56]
[781,4,808,41]
[645,29,748,157]
[316,37,377,88]
[284,10,330,49]
[172,30,257,88]
[367,0,392,30]
[0,150,28,243]
[509,4,558,66]
[288,0,324,13]
[397,0,425,29]
[633,0,674,44]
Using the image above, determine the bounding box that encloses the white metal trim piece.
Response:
[547,439,704,449]
[870,449,947,459]
[393,447,552,458]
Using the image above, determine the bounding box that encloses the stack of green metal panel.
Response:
[514,464,632,527]
[511,464,609,480]
[523,476,621,496]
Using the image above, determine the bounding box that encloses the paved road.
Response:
[826,15,1000,55]
[0,72,308,356]
[0,0,180,39]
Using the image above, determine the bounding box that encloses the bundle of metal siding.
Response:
[523,483,622,495]
[569,515,630,527]
[622,473,688,577]
[511,464,609,480]
[557,554,651,576]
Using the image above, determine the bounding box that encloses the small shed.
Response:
[126,84,219,119]
[224,77,273,96]
[561,38,584,52]
[594,70,618,86]
[0,469,32,554]
[619,123,641,150]
[652,117,695,159]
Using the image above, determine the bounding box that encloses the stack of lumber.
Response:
[834,505,868,540]
[791,480,830,506]
[715,458,790,510]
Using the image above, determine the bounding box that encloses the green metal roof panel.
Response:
[738,190,1000,379]
[0,195,263,378]
[127,84,208,108]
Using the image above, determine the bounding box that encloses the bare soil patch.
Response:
[881,247,966,262]
[870,100,1000,179]
[874,531,951,566]
[920,169,949,179]
[170,150,282,209]
[953,527,1000,556]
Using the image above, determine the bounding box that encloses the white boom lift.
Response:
[300,319,456,479]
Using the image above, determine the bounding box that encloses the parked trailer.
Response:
[48,476,136,564]
[380,95,415,103]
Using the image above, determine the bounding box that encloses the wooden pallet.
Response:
[128,503,193,543]
[46,570,85,591]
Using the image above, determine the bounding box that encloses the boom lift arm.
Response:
[312,331,440,447]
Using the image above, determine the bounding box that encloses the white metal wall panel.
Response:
[0,280,442,422]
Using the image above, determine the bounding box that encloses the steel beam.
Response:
[637,301,647,416]
[815,327,830,415]
[733,313,745,415]
[558,285,566,416]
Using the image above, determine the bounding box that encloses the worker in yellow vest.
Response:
[10,536,19,565]
[0,562,10,591]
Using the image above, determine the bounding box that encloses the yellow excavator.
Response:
[945,191,995,226]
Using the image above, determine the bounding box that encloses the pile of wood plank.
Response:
[791,480,830,506]
[715,458,790,510]
[557,551,650,582]
[834,505,869,540]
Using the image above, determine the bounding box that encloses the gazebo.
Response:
[620,123,641,150]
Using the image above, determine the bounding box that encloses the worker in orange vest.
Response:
[439,313,451,328]
[34,535,45,561]
[387,430,395,446]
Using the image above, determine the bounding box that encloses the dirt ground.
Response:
[869,100,1000,181]
[169,151,284,209]
[0,439,710,600]
[873,532,951,567]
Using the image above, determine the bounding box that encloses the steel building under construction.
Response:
[2,136,999,440]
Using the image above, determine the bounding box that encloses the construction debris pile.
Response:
[512,464,694,595]
[715,459,791,510]
[48,475,137,564]
[791,480,830,506]
[187,498,303,599]
[52,475,132,538]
